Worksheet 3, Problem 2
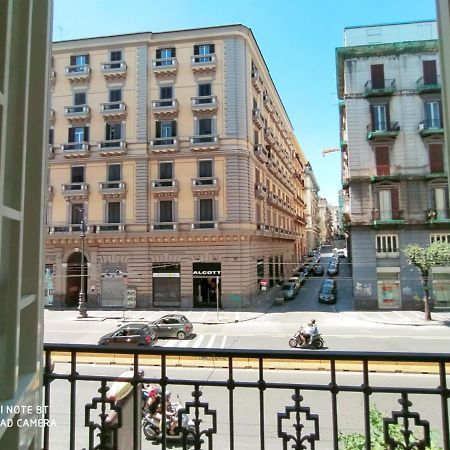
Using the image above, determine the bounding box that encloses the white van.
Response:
[337,248,347,258]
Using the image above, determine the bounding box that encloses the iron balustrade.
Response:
[43,344,450,450]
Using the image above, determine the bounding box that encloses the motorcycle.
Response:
[289,327,324,349]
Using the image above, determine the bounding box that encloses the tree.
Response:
[403,242,450,320]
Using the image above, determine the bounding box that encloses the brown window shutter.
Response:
[68,127,74,142]
[85,54,89,64]
[423,60,437,84]
[391,188,400,219]
[210,43,215,54]
[429,142,444,173]
[194,45,199,55]
[375,146,390,176]
[371,64,385,89]
[70,55,76,65]
[385,103,391,129]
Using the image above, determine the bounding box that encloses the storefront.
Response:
[193,262,221,308]
[153,263,181,307]
[377,268,401,309]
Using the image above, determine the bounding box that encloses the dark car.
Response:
[319,279,337,304]
[312,264,324,276]
[98,323,158,346]
[327,262,339,276]
[281,282,299,300]
[149,314,193,340]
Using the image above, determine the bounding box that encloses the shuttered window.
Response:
[375,146,390,175]
[371,64,385,89]
[423,60,437,84]
[429,143,444,173]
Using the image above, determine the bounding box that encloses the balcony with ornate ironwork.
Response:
[151,58,178,77]
[254,144,269,164]
[364,78,396,97]
[96,139,127,157]
[61,182,89,200]
[191,96,218,115]
[61,142,90,158]
[372,208,405,227]
[425,208,450,224]
[418,119,444,137]
[100,60,127,80]
[189,134,219,151]
[191,177,219,195]
[64,105,90,123]
[150,137,179,153]
[367,122,400,140]
[151,179,179,197]
[98,181,126,199]
[416,75,441,94]
[100,101,127,120]
[191,53,217,74]
[64,64,91,83]
[152,99,178,118]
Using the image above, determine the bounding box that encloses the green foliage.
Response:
[339,406,443,450]
[403,242,450,275]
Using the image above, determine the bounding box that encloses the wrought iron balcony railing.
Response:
[416,75,441,93]
[366,121,400,140]
[364,78,396,96]
[43,344,450,450]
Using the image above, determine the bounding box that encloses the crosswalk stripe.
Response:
[178,338,190,348]
[220,335,227,349]
[192,335,205,348]
[206,335,215,348]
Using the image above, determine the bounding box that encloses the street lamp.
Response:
[78,207,88,318]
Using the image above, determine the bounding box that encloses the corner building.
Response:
[337,21,450,310]
[46,25,307,309]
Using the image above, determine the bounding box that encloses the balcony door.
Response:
[375,145,390,176]
[371,64,385,89]
[159,200,173,223]
[371,104,388,131]
[107,202,121,224]
[379,190,392,220]
[423,60,437,85]
[198,117,213,136]
[71,203,83,225]
[425,101,441,128]
[159,161,173,180]
[429,143,444,174]
[199,199,213,222]
[432,187,449,219]
[106,123,122,141]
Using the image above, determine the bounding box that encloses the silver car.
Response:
[149,314,193,340]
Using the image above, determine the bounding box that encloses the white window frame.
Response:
[375,234,399,258]
[430,233,450,244]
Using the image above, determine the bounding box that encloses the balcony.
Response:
[95,223,126,232]
[61,142,90,158]
[150,222,178,231]
[252,108,264,130]
[251,69,263,93]
[61,182,89,200]
[191,53,217,73]
[152,99,178,118]
[151,58,178,77]
[372,209,405,227]
[96,139,127,156]
[189,134,219,151]
[416,75,441,94]
[366,122,400,140]
[255,182,268,199]
[418,119,444,137]
[151,179,179,197]
[48,145,55,159]
[267,192,279,206]
[254,144,269,164]
[64,105,90,123]
[425,208,450,224]
[268,159,279,175]
[64,64,90,83]
[100,60,127,80]
[98,181,126,199]
[100,101,127,120]
[49,108,55,123]
[191,96,218,115]
[364,78,396,97]
[264,126,276,145]
[150,137,179,153]
[191,221,219,229]
[47,224,90,234]
[263,95,273,114]
[191,177,219,195]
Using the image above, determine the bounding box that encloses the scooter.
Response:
[289,327,324,349]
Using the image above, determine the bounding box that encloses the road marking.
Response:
[219,336,227,349]
[206,335,215,348]
[178,338,191,348]
[192,335,205,348]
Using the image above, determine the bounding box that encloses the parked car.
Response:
[98,323,158,346]
[319,279,337,304]
[337,248,347,258]
[303,264,313,277]
[288,276,302,290]
[281,282,299,300]
[312,264,324,276]
[148,314,193,340]
[327,261,339,276]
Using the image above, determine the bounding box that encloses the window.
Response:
[156,121,176,143]
[160,86,173,99]
[370,64,385,89]
[109,88,122,103]
[106,123,122,141]
[71,203,83,224]
[375,188,399,220]
[198,83,212,100]
[70,54,89,67]
[423,60,437,85]
[68,126,88,147]
[430,233,450,244]
[74,91,86,105]
[431,186,449,219]
[194,43,215,62]
[107,202,121,223]
[108,164,121,181]
[199,199,213,222]
[159,200,173,222]
[375,145,390,176]
[370,104,388,131]
[376,234,399,256]
[110,50,122,62]
[49,128,54,145]
[428,142,444,173]
[71,166,84,183]
[156,48,175,66]
[159,161,173,180]
[254,130,259,145]
[424,101,441,128]
[198,160,213,178]
[198,117,213,135]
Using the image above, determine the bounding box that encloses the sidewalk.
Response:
[341,310,450,326]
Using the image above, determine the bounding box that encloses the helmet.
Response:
[148,386,158,398]
[307,321,313,326]
[310,319,316,324]
[138,369,144,377]
[165,390,171,399]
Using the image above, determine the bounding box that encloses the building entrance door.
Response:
[193,263,221,308]
[66,252,87,307]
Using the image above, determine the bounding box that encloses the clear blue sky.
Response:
[53,0,436,204]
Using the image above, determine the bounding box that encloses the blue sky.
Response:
[53,0,436,204]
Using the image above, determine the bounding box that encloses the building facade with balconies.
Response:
[337,21,450,310]
[304,163,321,253]
[46,25,307,309]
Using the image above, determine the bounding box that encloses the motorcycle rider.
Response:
[300,319,318,346]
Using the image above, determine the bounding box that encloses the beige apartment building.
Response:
[46,25,307,310]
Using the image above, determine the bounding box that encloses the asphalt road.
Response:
[46,364,448,450]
